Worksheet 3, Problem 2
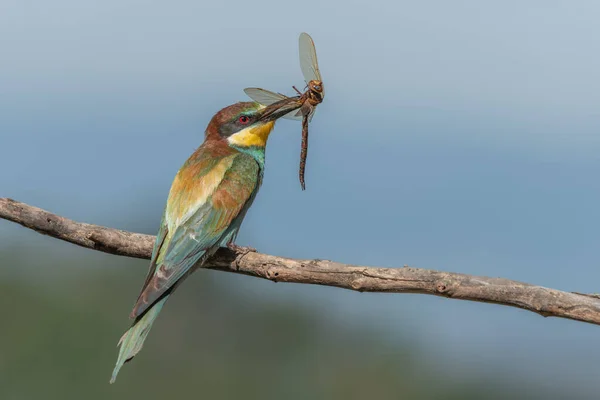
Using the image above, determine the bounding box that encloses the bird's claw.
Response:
[227,243,257,255]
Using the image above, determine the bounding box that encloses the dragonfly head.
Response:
[308,80,323,94]
[306,80,324,104]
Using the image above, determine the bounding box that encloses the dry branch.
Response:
[2,197,600,326]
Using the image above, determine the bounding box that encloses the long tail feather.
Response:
[110,296,169,383]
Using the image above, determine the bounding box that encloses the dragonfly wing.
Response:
[244,88,302,120]
[299,32,322,84]
[282,111,304,121]
[295,102,318,122]
[244,87,288,105]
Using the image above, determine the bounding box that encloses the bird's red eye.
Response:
[239,116,250,124]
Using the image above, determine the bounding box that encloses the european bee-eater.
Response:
[110,98,302,383]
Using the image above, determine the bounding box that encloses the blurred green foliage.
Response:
[0,236,580,400]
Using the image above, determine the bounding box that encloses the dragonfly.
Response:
[244,32,324,190]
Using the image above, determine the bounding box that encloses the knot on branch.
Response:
[350,278,366,292]
[265,269,280,282]
[435,281,452,295]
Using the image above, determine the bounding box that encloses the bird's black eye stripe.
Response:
[218,113,255,138]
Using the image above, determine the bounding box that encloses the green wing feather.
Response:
[130,150,261,318]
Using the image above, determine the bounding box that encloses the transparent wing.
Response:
[244,87,302,120]
[299,32,322,84]
[244,87,288,105]
[291,107,318,123]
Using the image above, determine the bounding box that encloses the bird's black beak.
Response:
[259,97,302,123]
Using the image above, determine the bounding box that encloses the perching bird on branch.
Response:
[110,98,302,383]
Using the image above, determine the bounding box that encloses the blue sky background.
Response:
[2,0,600,394]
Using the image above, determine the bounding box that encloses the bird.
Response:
[110,98,302,383]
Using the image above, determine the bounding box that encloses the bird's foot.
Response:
[227,242,257,255]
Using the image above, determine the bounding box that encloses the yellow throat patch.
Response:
[227,121,275,148]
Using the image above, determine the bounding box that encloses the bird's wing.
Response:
[137,213,169,293]
[130,149,260,319]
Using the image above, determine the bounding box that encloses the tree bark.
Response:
[2,197,600,326]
